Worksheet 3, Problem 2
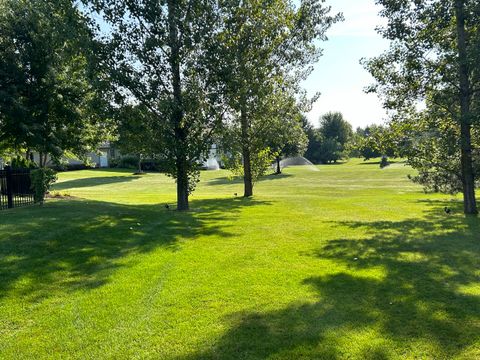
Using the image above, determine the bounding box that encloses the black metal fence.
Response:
[0,166,35,210]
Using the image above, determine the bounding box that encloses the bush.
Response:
[11,156,36,170]
[52,163,94,172]
[117,155,140,169]
[109,156,170,172]
[109,157,120,168]
[30,168,57,203]
[141,158,170,172]
[65,163,94,171]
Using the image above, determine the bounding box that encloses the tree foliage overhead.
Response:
[0,0,109,166]
[364,0,480,214]
[85,0,226,210]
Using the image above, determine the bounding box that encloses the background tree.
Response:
[351,124,397,161]
[381,112,480,194]
[114,105,158,173]
[319,112,353,147]
[260,93,308,175]
[319,112,352,163]
[217,0,341,197]
[0,0,109,167]
[86,0,225,210]
[305,112,352,164]
[364,0,480,215]
[349,126,381,160]
[303,117,323,164]
[269,121,308,175]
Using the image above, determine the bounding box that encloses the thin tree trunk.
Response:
[276,156,281,174]
[240,107,253,197]
[455,0,478,215]
[138,155,142,173]
[39,152,45,168]
[168,0,189,211]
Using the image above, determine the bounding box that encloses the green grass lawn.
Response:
[1,159,479,359]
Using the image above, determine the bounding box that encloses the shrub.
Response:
[11,156,36,170]
[141,158,170,172]
[65,163,93,171]
[109,157,120,168]
[118,155,140,169]
[30,168,57,203]
[51,163,94,172]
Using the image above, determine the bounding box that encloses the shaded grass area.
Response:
[0,198,267,301]
[53,175,142,190]
[182,207,479,360]
[1,159,479,359]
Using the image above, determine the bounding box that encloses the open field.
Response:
[0,159,479,359]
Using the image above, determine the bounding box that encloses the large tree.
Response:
[86,0,224,210]
[318,112,352,163]
[364,0,480,215]
[319,112,353,146]
[217,0,341,197]
[304,112,353,164]
[0,0,108,167]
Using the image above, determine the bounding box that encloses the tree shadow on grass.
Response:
[0,197,271,302]
[206,173,293,186]
[180,205,480,359]
[52,175,143,190]
[357,160,406,166]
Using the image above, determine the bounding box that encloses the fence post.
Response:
[5,166,13,209]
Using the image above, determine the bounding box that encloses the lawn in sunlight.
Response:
[0,159,479,359]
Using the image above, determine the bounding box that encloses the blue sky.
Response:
[303,0,390,129]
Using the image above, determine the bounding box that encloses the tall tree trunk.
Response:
[168,0,189,211]
[455,0,478,215]
[176,154,189,210]
[275,156,281,174]
[137,154,142,173]
[240,107,253,197]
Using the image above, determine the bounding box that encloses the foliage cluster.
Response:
[10,156,37,170]
[223,147,278,187]
[304,112,353,164]
[30,168,57,203]
[0,0,111,167]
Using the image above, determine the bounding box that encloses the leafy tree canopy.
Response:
[0,0,109,166]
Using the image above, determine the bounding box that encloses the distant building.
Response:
[12,142,222,170]
[32,142,116,168]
